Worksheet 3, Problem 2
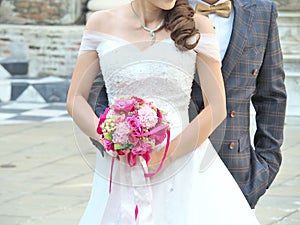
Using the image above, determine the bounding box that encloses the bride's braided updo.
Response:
[165,0,200,50]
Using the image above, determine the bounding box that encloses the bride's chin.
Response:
[158,0,177,10]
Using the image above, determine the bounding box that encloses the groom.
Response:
[188,0,287,208]
[88,0,287,209]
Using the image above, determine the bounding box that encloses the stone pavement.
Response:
[0,115,299,225]
[0,101,71,125]
[0,102,70,125]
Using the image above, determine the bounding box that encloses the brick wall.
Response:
[0,0,83,24]
[0,1,298,79]
[0,24,84,77]
[0,0,299,115]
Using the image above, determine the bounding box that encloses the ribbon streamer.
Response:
[144,129,171,177]
[107,129,170,222]
[109,157,115,193]
[135,205,139,221]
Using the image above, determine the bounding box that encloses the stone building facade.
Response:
[0,0,299,115]
[0,0,86,24]
[273,0,300,115]
[0,0,87,78]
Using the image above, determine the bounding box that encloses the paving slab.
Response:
[0,117,299,225]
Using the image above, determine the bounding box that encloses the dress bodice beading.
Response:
[98,38,196,123]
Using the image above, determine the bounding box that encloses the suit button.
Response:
[229,110,236,118]
[229,142,235,150]
[252,69,258,76]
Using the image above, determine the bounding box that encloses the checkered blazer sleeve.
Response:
[87,70,109,157]
[251,2,287,188]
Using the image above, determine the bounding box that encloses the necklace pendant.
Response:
[150,31,156,44]
[149,30,155,38]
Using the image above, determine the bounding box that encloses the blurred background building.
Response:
[0,0,299,115]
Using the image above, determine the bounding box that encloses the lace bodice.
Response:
[79,30,220,135]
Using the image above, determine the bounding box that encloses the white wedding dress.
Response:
[77,30,261,225]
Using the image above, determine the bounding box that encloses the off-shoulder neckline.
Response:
[83,29,216,44]
[83,29,172,45]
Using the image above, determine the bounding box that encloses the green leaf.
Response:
[114,144,125,150]
[114,143,134,150]
[104,133,113,141]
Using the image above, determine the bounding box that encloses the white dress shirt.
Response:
[189,0,234,60]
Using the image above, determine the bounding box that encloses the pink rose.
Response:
[103,139,114,151]
[126,115,140,130]
[111,99,135,114]
[131,141,152,156]
[131,126,144,138]
[127,116,144,138]
[97,107,110,135]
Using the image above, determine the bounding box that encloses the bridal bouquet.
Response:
[96,96,170,220]
[97,96,170,174]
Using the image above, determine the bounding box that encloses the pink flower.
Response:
[157,108,163,123]
[138,105,158,129]
[126,115,140,130]
[117,149,129,156]
[131,141,152,156]
[112,122,130,145]
[131,96,144,105]
[126,115,142,144]
[131,128,144,138]
[148,125,168,145]
[103,139,114,151]
[111,99,135,114]
[115,114,126,123]
[97,107,110,135]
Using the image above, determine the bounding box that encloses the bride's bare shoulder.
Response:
[85,5,127,33]
[194,14,215,34]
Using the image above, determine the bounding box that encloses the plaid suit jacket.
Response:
[88,0,287,209]
[191,0,287,208]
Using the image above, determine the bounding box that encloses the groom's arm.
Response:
[189,72,205,121]
[251,2,286,192]
[87,69,109,156]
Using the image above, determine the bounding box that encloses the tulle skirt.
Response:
[78,139,260,225]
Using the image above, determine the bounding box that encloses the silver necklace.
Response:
[131,1,165,44]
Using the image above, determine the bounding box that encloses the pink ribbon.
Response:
[135,125,169,138]
[144,129,171,178]
[127,151,151,167]
[108,128,170,222]
[135,204,139,221]
[109,157,115,193]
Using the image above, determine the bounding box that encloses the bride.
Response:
[66,0,261,224]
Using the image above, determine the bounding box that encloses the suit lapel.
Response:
[221,0,256,82]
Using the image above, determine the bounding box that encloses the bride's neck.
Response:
[131,0,165,27]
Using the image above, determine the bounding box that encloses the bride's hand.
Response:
[147,147,168,174]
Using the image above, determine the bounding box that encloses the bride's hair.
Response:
[165,0,200,50]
